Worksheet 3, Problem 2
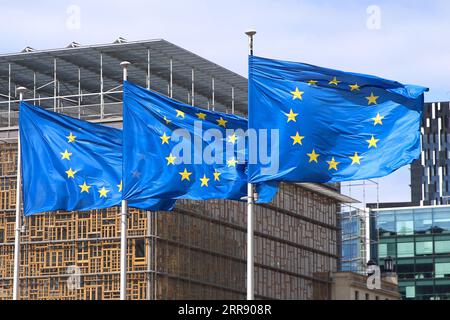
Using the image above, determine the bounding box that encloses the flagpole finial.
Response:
[120,61,131,67]
[245,30,257,37]
[17,87,27,94]
[245,30,257,56]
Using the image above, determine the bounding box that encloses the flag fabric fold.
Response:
[248,55,429,184]
[20,102,175,216]
[122,81,278,204]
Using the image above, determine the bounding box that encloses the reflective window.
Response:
[397,242,414,258]
[435,263,450,278]
[414,211,433,234]
[433,209,450,234]
[405,286,416,299]
[435,240,450,254]
[377,213,396,237]
[416,240,433,256]
[396,211,414,236]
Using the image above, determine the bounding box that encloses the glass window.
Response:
[396,211,414,236]
[416,240,433,256]
[397,221,414,236]
[414,210,433,234]
[377,213,396,237]
[406,286,416,299]
[397,242,414,258]
[378,241,396,258]
[435,263,450,278]
[354,291,359,300]
[435,240,450,254]
[416,259,434,279]
[433,209,450,234]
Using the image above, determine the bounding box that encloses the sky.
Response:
[1,0,449,205]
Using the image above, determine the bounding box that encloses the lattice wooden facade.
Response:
[0,143,339,300]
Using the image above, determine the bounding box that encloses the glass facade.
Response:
[374,206,450,300]
[340,210,367,274]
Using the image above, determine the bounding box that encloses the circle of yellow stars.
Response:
[61,132,121,199]
[285,78,385,172]
[158,107,243,189]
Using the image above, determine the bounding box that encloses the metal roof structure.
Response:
[0,38,248,133]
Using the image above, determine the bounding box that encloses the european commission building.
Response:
[0,39,353,300]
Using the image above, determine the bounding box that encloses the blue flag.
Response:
[20,102,175,216]
[122,81,278,203]
[248,55,429,184]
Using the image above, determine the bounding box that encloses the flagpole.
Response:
[13,86,27,300]
[120,61,131,301]
[245,30,257,301]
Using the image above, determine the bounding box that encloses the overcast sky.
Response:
[2,0,449,205]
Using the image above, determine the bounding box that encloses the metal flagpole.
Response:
[120,61,131,301]
[13,86,27,300]
[245,30,257,301]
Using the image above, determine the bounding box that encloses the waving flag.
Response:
[122,81,278,204]
[248,55,429,184]
[20,102,175,216]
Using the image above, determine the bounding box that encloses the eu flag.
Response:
[122,81,277,203]
[248,56,429,184]
[20,102,175,216]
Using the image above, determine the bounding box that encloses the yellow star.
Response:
[165,153,177,165]
[99,187,110,198]
[329,77,340,85]
[217,117,228,128]
[327,157,340,171]
[372,113,385,126]
[291,87,304,100]
[67,132,76,143]
[350,153,362,165]
[286,109,299,123]
[179,168,193,181]
[196,112,207,120]
[227,158,238,167]
[61,150,72,161]
[349,83,360,91]
[164,116,171,125]
[176,110,185,118]
[117,181,123,192]
[65,168,76,179]
[367,135,379,149]
[228,134,238,144]
[200,175,210,187]
[307,150,320,163]
[366,92,379,105]
[291,132,305,145]
[307,80,318,86]
[160,132,171,145]
[79,182,91,193]
[213,170,221,181]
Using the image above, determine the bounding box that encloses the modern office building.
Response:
[0,39,355,300]
[411,102,450,206]
[371,204,450,300]
[340,209,369,274]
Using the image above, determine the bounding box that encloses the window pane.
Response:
[435,263,450,278]
[416,241,433,255]
[377,213,396,236]
[406,286,416,298]
[435,240,450,254]
[433,210,450,234]
[397,243,414,258]
[397,221,414,235]
[414,211,433,234]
